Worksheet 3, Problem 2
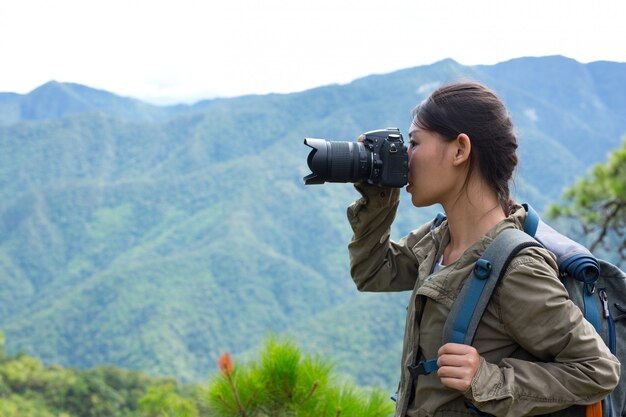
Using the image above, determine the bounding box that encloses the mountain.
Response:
[0,55,625,390]
[0,81,187,126]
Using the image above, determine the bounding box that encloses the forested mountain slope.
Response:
[0,55,624,389]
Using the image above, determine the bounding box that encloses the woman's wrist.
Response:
[353,183,400,208]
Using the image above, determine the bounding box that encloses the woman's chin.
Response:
[409,193,433,208]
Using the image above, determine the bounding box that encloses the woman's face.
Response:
[406,124,458,207]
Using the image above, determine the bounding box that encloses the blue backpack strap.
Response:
[442,228,542,346]
[408,228,541,378]
[522,203,540,236]
[431,212,447,230]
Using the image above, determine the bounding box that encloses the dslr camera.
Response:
[303,128,408,187]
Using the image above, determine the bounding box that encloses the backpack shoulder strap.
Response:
[409,228,543,379]
[431,212,447,230]
[442,228,542,345]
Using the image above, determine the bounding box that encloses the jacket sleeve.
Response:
[465,247,621,416]
[347,183,426,292]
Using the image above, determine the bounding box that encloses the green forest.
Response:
[0,56,625,414]
[0,333,394,416]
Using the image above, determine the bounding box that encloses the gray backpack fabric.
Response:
[518,205,626,417]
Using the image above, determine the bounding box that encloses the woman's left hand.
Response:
[437,343,481,392]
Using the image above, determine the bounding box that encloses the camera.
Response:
[303,128,408,187]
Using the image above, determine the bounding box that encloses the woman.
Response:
[347,82,619,416]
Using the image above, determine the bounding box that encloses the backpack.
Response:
[408,204,626,417]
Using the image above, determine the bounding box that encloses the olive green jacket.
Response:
[347,185,620,417]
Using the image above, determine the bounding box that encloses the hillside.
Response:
[0,55,625,391]
[0,81,189,126]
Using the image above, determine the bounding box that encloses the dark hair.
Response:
[412,82,518,213]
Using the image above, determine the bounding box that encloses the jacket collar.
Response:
[410,204,527,301]
[429,203,526,255]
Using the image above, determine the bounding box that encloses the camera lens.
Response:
[303,139,369,184]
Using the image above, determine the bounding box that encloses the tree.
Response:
[0,332,394,417]
[139,384,199,417]
[0,395,59,417]
[0,332,5,361]
[549,138,626,261]
[206,336,394,417]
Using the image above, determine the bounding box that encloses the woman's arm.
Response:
[347,183,426,292]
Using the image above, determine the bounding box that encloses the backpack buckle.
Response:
[407,362,427,379]
[474,259,492,280]
[407,359,438,379]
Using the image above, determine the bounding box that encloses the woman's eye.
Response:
[409,140,418,148]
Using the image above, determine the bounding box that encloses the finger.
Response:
[440,375,471,392]
[437,353,470,368]
[437,364,475,381]
[438,353,481,378]
[438,365,475,393]
[438,343,476,356]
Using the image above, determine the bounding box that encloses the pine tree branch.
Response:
[227,374,248,417]
[217,394,237,412]
[299,381,319,405]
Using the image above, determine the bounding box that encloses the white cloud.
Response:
[524,108,539,123]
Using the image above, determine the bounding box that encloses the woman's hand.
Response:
[437,343,481,392]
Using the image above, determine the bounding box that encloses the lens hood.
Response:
[303,138,329,184]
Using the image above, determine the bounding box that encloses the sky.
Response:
[1,0,625,104]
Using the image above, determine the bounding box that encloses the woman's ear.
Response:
[452,133,471,166]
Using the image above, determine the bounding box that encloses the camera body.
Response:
[361,128,408,187]
[303,128,408,187]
